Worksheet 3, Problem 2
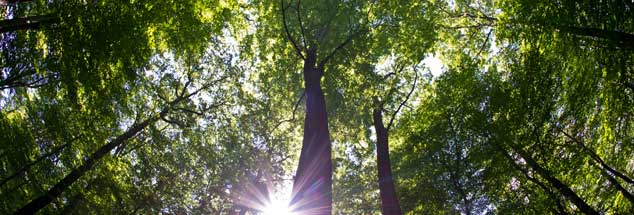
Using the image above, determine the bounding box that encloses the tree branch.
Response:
[0,136,79,187]
[387,67,418,131]
[557,127,634,185]
[318,29,361,68]
[498,146,568,214]
[281,0,305,59]
[296,0,308,48]
[271,91,304,132]
[378,64,407,111]
[476,29,493,57]
[0,74,54,90]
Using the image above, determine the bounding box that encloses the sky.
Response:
[423,54,444,78]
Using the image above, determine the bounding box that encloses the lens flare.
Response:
[261,198,295,215]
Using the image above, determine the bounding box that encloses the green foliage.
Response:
[1,0,633,214]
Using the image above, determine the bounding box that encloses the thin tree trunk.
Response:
[602,170,634,204]
[0,143,69,187]
[450,148,471,215]
[582,145,634,185]
[373,108,403,215]
[0,15,59,33]
[496,145,568,214]
[0,0,35,5]
[559,26,634,49]
[513,147,599,215]
[290,49,332,215]
[11,77,217,214]
[458,14,634,49]
[558,129,634,185]
[14,111,166,214]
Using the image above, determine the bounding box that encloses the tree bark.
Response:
[0,142,70,188]
[513,147,599,215]
[496,145,568,214]
[559,26,634,49]
[0,15,59,33]
[14,111,166,214]
[0,0,35,5]
[373,108,403,215]
[602,171,634,205]
[11,77,217,214]
[559,129,634,185]
[290,49,332,215]
[463,14,634,49]
[450,148,471,215]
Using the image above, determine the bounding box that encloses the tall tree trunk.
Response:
[11,79,215,214]
[567,134,634,185]
[513,147,599,215]
[496,145,568,214]
[450,148,471,215]
[559,26,634,49]
[0,0,35,5]
[0,15,59,33]
[373,108,403,215]
[470,15,634,49]
[14,111,167,214]
[588,149,634,185]
[0,142,70,187]
[290,49,332,215]
[602,171,634,205]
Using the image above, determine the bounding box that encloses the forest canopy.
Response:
[1,0,633,214]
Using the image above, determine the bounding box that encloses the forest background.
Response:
[1,0,633,214]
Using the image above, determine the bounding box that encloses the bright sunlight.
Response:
[261,197,295,215]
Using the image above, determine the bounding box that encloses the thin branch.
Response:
[180,77,193,98]
[0,136,79,187]
[160,115,184,127]
[0,75,53,90]
[121,136,150,157]
[176,75,228,104]
[381,72,396,80]
[438,6,496,23]
[498,146,568,214]
[174,77,183,98]
[387,67,418,131]
[175,107,206,116]
[295,0,308,48]
[0,70,35,87]
[114,119,140,155]
[476,29,493,57]
[379,64,407,109]
[383,64,406,81]
[557,127,634,185]
[318,30,361,68]
[438,23,493,30]
[271,91,304,132]
[158,77,226,127]
[281,0,304,59]
[156,93,169,103]
[175,101,226,116]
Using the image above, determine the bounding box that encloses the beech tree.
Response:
[1,0,632,214]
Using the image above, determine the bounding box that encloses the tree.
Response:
[14,73,227,214]
[2,0,633,214]
[370,64,419,215]
[247,0,375,213]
